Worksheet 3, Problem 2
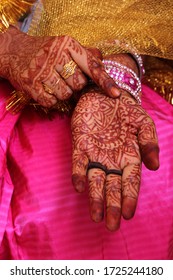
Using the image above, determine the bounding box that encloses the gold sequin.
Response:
[28,0,173,60]
[28,0,173,105]
[0,0,36,32]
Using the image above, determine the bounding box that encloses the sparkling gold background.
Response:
[29,0,173,59]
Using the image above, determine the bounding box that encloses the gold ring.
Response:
[42,83,53,95]
[60,60,77,79]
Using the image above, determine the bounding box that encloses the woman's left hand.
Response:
[0,26,120,108]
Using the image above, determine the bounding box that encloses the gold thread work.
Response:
[0,0,36,32]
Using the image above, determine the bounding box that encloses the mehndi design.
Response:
[71,53,159,231]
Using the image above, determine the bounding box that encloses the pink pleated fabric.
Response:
[0,80,173,260]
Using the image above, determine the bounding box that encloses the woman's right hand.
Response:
[71,52,159,231]
[71,90,159,231]
[0,26,120,108]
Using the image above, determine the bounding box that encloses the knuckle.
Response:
[37,97,57,108]
[56,90,72,100]
[74,77,87,91]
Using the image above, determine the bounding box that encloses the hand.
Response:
[71,90,159,231]
[0,26,120,108]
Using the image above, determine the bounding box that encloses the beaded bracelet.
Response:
[103,59,142,104]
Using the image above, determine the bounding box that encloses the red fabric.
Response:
[0,80,173,260]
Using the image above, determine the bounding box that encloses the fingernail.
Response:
[76,181,85,193]
[92,211,103,223]
[72,175,86,192]
[106,207,121,231]
[110,87,120,97]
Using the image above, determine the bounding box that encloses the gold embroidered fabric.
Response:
[29,0,173,60]
[143,56,173,104]
[2,0,173,110]
[28,0,173,105]
[0,0,36,32]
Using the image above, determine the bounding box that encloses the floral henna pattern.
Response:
[105,174,122,208]
[0,27,58,106]
[71,88,159,229]
[88,169,106,201]
[88,168,106,222]
[0,27,120,108]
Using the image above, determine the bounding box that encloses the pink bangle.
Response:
[103,59,142,104]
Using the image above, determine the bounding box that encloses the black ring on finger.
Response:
[87,161,107,173]
[106,169,123,176]
[87,162,122,176]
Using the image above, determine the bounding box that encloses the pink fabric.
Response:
[0,80,173,260]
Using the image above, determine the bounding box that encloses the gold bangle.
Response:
[5,89,73,115]
[6,90,30,114]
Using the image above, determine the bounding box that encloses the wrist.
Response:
[0,26,26,79]
[0,26,15,78]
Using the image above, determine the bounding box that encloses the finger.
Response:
[72,150,89,193]
[55,55,88,92]
[122,163,141,220]
[138,115,159,170]
[88,168,106,223]
[42,70,73,100]
[86,47,103,60]
[67,38,120,98]
[105,174,122,231]
[30,86,58,108]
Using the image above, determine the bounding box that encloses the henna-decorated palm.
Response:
[71,56,159,231]
[0,26,119,108]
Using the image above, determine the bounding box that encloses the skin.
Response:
[0,26,120,108]
[71,54,159,231]
[0,26,159,231]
